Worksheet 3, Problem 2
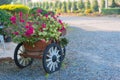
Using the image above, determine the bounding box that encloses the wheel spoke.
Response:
[52,62,55,71]
[57,54,61,59]
[54,47,57,54]
[47,54,52,58]
[19,58,23,64]
[46,58,52,62]
[22,59,25,66]
[19,49,24,53]
[54,62,58,68]
[57,59,60,63]
[47,61,52,68]
[49,62,53,71]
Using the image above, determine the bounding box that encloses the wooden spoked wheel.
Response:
[42,43,62,73]
[14,43,33,68]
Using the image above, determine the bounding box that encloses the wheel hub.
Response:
[52,55,57,62]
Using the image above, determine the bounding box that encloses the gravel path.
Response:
[0,16,120,80]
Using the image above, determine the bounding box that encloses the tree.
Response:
[0,0,12,5]
[66,0,72,12]
[49,2,54,10]
[71,0,77,12]
[62,1,67,13]
[110,0,118,8]
[85,0,91,9]
[57,1,62,9]
[100,0,105,9]
[77,0,85,10]
[91,0,99,12]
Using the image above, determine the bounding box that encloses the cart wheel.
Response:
[43,43,62,73]
[61,47,66,61]
[14,43,33,68]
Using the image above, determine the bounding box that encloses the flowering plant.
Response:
[9,8,67,45]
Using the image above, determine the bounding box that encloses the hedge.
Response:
[0,4,30,14]
[102,8,120,14]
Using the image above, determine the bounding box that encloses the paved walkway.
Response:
[0,16,120,80]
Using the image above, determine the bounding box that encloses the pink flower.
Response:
[52,16,57,20]
[27,22,33,26]
[20,19,25,23]
[25,26,34,37]
[58,19,63,25]
[13,32,19,35]
[37,9,42,13]
[45,14,48,18]
[10,16,16,24]
[58,26,65,33]
[41,23,46,28]
[19,12,22,17]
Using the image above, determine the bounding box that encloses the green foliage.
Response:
[91,0,99,12]
[49,2,54,10]
[0,10,11,26]
[85,0,91,9]
[110,0,118,8]
[62,1,67,13]
[29,7,55,16]
[71,1,77,12]
[102,8,120,14]
[66,1,72,12]
[77,0,85,10]
[59,38,69,47]
[57,1,62,9]
[0,0,12,5]
[100,0,105,9]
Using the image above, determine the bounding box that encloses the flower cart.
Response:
[9,8,68,73]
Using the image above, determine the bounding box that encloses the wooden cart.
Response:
[14,29,66,74]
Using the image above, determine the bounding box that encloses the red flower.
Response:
[41,23,46,28]
[25,26,34,37]
[37,9,42,13]
[58,19,63,25]
[13,32,19,35]
[10,16,16,24]
[20,19,25,23]
[45,14,48,18]
[19,12,22,17]
[58,26,65,33]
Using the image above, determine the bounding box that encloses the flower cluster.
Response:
[9,8,67,44]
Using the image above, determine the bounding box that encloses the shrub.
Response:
[0,10,11,26]
[0,4,29,14]
[85,9,92,14]
[102,8,120,14]
[29,7,55,16]
[91,0,99,12]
